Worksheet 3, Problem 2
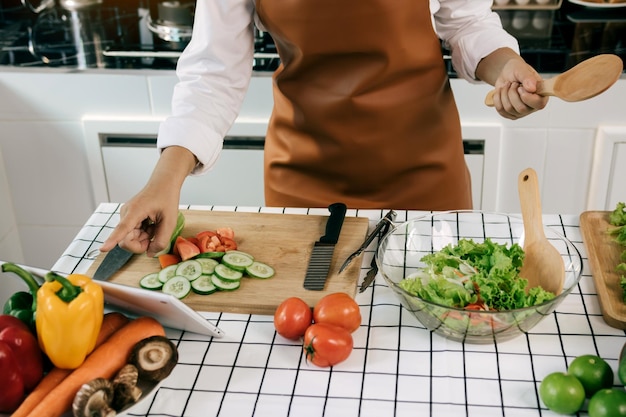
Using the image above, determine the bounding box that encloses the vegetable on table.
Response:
[26,316,166,417]
[128,335,178,382]
[1,262,42,330]
[608,202,626,302]
[303,322,353,368]
[36,272,104,369]
[11,312,130,417]
[274,297,313,341]
[313,292,361,333]
[0,314,44,413]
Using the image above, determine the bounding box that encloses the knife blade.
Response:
[303,202,347,291]
[92,244,134,281]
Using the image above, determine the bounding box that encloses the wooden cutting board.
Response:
[580,211,626,329]
[87,210,369,315]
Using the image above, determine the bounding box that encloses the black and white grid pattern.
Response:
[51,203,626,417]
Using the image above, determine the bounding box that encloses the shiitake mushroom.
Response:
[72,378,116,417]
[128,335,178,382]
[111,364,143,411]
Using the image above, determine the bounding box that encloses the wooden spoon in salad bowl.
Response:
[485,54,623,106]
[517,168,565,295]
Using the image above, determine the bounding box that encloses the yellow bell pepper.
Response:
[36,272,104,369]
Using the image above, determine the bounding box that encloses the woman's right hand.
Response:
[99,146,197,257]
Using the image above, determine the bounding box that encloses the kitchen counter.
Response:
[48,203,624,417]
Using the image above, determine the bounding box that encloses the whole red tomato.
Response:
[313,292,361,333]
[303,323,353,367]
[274,297,312,340]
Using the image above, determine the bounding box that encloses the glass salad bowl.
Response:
[376,211,583,344]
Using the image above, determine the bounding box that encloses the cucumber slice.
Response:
[225,250,255,261]
[139,272,162,290]
[158,264,179,284]
[176,259,203,281]
[196,258,219,275]
[245,261,275,279]
[221,252,254,272]
[154,211,186,257]
[162,275,191,299]
[214,263,243,282]
[191,274,218,295]
[211,274,241,291]
[195,251,225,259]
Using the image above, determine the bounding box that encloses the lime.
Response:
[568,355,614,398]
[539,372,585,415]
[588,388,626,417]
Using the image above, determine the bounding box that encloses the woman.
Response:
[101,0,547,257]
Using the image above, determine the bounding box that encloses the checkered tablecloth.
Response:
[50,203,625,417]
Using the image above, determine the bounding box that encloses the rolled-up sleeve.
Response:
[157,0,256,175]
[432,0,520,82]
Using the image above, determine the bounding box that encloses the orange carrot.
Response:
[25,316,164,417]
[12,312,129,417]
[158,253,181,268]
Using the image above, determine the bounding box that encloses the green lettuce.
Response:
[398,238,555,311]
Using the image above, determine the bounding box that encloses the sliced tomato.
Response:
[220,236,238,251]
[196,230,218,241]
[175,236,201,261]
[158,253,181,269]
[187,236,200,248]
[198,235,217,253]
[216,227,235,240]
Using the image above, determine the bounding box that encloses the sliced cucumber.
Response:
[195,251,226,259]
[153,211,186,257]
[214,263,243,282]
[225,250,255,261]
[158,264,179,284]
[196,258,219,275]
[191,274,218,295]
[245,261,275,279]
[162,275,191,299]
[176,259,203,281]
[211,274,241,291]
[139,272,162,290]
[221,252,254,272]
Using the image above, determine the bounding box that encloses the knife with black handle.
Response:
[303,203,347,291]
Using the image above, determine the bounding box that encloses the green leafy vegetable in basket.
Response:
[398,238,555,311]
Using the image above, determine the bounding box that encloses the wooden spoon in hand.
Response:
[517,168,565,295]
[485,54,623,106]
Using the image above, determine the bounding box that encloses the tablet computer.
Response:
[98,280,224,338]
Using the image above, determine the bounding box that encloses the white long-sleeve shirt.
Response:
[157,0,519,175]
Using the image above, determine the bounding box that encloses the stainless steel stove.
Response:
[0,0,279,70]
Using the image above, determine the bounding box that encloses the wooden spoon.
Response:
[485,54,623,106]
[517,168,565,295]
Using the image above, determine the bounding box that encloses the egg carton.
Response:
[492,0,563,9]
[497,9,555,38]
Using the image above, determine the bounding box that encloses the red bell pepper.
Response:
[0,315,44,413]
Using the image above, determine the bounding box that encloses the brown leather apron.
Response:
[255,0,472,210]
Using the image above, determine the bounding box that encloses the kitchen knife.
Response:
[303,202,347,291]
[92,245,134,281]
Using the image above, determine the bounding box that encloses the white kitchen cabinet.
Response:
[588,126,626,210]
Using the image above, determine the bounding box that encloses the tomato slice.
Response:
[158,253,181,269]
[196,230,218,241]
[216,227,235,240]
[175,236,201,261]
[220,236,238,251]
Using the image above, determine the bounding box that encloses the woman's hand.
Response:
[99,146,197,257]
[476,48,549,120]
